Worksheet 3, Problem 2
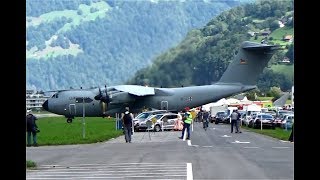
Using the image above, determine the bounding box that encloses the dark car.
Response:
[249,113,275,129]
[213,111,228,124]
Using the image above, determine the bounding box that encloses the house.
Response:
[283,35,293,42]
[279,57,291,64]
[247,31,258,37]
[260,30,271,36]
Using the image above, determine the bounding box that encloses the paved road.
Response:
[27,123,293,179]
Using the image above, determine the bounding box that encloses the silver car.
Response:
[133,110,169,131]
[140,113,182,132]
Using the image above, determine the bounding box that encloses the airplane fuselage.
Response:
[44,83,255,118]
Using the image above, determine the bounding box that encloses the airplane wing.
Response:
[113,85,155,96]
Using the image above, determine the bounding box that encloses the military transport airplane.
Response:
[42,41,279,123]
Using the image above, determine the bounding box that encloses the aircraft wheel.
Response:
[67,118,73,123]
[154,125,161,132]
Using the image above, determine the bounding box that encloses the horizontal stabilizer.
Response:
[242,41,280,51]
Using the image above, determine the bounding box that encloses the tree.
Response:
[245,89,260,101]
[267,86,282,99]
[286,44,294,63]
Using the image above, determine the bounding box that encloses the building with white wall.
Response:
[26,90,50,110]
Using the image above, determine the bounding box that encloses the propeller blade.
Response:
[94,86,111,104]
[94,88,102,100]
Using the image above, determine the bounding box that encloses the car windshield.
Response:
[216,112,226,116]
[261,114,273,119]
[135,113,150,119]
[279,111,293,116]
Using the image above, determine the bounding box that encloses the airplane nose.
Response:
[42,100,48,111]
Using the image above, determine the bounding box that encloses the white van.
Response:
[243,104,262,125]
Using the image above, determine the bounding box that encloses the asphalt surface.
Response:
[26,122,294,180]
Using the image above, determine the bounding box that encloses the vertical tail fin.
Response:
[218,41,279,85]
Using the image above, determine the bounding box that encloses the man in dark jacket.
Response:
[122,111,133,143]
[26,113,39,147]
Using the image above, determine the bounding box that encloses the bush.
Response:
[26,160,37,168]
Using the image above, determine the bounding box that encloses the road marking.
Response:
[187,163,193,180]
[202,146,213,148]
[232,140,250,144]
[280,140,290,143]
[272,147,290,149]
[221,135,231,137]
[243,147,259,148]
[27,163,188,179]
[187,140,192,146]
[191,145,199,147]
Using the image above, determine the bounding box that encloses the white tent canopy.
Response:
[226,98,240,104]
[239,96,252,104]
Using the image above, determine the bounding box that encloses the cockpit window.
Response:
[51,93,59,98]
[75,97,93,103]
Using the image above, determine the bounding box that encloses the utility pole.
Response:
[82,97,86,138]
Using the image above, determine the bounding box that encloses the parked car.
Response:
[244,113,258,127]
[280,114,294,130]
[139,113,182,132]
[133,110,169,131]
[240,113,247,126]
[249,113,275,129]
[274,111,293,127]
[213,111,229,124]
[265,111,276,118]
[276,110,293,118]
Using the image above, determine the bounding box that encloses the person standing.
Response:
[235,109,242,133]
[202,110,209,130]
[230,110,238,133]
[122,110,133,143]
[26,113,39,147]
[179,108,193,140]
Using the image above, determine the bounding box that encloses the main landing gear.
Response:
[67,118,73,123]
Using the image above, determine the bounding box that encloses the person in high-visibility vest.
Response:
[179,108,193,140]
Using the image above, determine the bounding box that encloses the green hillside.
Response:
[271,64,294,81]
[26,0,244,91]
[128,0,294,92]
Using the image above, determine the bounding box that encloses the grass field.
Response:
[256,96,292,105]
[242,126,291,140]
[27,117,123,146]
[270,26,293,41]
[256,96,273,101]
[26,160,37,169]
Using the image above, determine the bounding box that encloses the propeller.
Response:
[94,85,110,103]
[94,85,111,116]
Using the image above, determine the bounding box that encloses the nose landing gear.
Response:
[67,118,73,123]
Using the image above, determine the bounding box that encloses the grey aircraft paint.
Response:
[42,41,278,122]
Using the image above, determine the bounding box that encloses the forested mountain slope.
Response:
[26,0,248,91]
[128,0,294,92]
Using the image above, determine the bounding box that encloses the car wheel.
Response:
[154,125,161,132]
